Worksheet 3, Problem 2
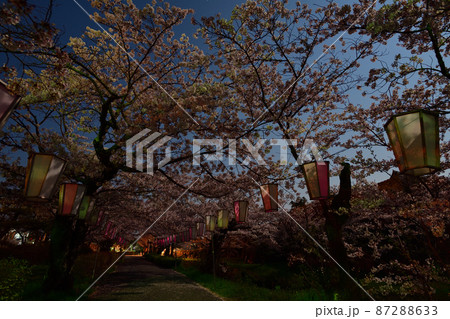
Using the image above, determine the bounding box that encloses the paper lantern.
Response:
[58,183,86,216]
[205,215,216,232]
[86,209,99,226]
[0,81,21,130]
[111,228,118,240]
[385,110,440,176]
[104,221,112,237]
[217,210,229,229]
[24,153,67,201]
[78,195,95,220]
[234,200,249,223]
[196,222,205,237]
[301,161,330,200]
[96,211,104,227]
[260,184,278,212]
[190,227,197,240]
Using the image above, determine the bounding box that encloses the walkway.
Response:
[88,255,221,301]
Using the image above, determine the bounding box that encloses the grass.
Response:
[176,265,329,301]
[144,253,331,301]
[21,264,97,300]
[19,251,121,300]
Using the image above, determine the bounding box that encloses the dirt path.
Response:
[87,255,222,301]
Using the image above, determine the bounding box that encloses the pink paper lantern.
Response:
[260,184,278,212]
[301,161,330,200]
[234,200,249,223]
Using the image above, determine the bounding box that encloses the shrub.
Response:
[0,257,32,300]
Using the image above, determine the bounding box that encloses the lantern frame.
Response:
[0,80,21,131]
[384,109,440,176]
[260,183,278,212]
[24,153,67,201]
[301,161,330,200]
[234,200,249,223]
[58,183,87,216]
[217,209,229,229]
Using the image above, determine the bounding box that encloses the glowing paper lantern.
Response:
[0,81,21,130]
[58,183,86,216]
[385,110,440,176]
[217,210,229,229]
[24,153,67,201]
[260,184,278,212]
[78,195,95,220]
[234,200,249,223]
[301,161,330,200]
[205,215,216,232]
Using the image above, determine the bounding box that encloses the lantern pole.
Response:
[92,244,100,280]
[212,231,216,287]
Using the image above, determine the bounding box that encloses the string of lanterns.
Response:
[2,81,442,249]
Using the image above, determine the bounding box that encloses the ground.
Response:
[87,255,222,301]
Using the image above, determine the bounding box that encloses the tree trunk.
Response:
[44,217,88,293]
[44,215,74,293]
[321,202,349,268]
[321,163,352,289]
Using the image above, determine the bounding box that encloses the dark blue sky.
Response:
[52,0,245,42]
